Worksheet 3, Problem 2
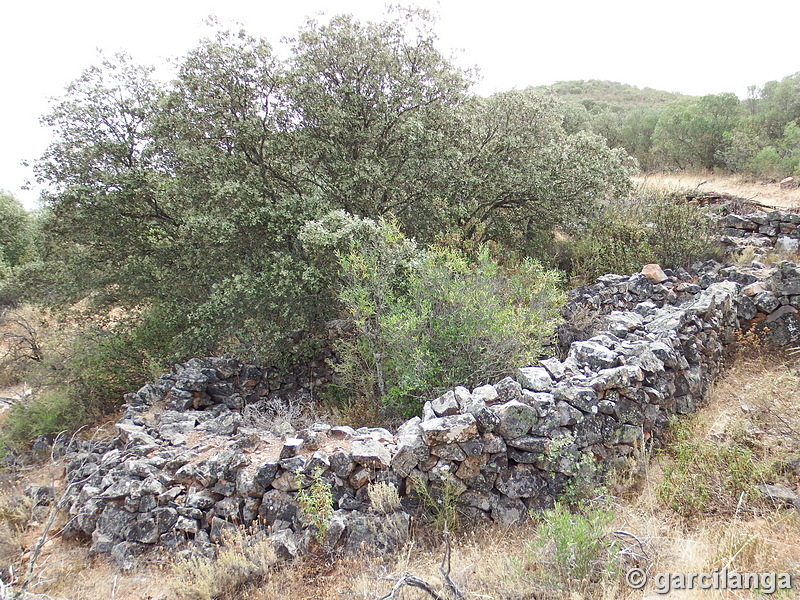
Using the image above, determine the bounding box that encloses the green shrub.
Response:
[330,218,564,417]
[568,203,653,283]
[745,122,800,179]
[523,502,619,595]
[296,468,334,542]
[0,192,35,272]
[0,389,84,455]
[567,191,718,283]
[645,192,720,267]
[748,146,785,179]
[64,330,148,411]
[0,307,177,453]
[408,472,463,532]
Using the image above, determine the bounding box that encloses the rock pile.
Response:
[58,246,800,567]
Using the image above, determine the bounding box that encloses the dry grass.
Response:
[634,171,800,211]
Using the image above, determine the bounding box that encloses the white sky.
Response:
[2,0,797,209]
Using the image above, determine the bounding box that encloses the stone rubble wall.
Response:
[58,235,800,567]
[717,210,800,257]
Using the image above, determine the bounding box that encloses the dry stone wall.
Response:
[718,210,800,258]
[58,239,800,567]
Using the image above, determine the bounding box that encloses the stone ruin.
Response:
[53,213,800,568]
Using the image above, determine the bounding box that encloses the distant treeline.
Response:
[534,77,800,178]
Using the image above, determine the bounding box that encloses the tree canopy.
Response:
[0,191,33,271]
[545,74,800,177]
[30,10,634,366]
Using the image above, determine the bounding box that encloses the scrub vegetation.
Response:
[1,8,800,599]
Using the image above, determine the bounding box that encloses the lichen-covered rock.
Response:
[430,390,460,416]
[495,465,547,499]
[351,439,392,469]
[196,412,241,436]
[552,385,598,414]
[340,511,410,555]
[419,414,478,444]
[494,377,523,403]
[491,400,538,439]
[491,497,527,525]
[259,490,300,528]
[115,423,159,448]
[567,341,618,370]
[539,358,567,381]
[517,367,553,392]
[270,529,300,560]
[471,384,500,405]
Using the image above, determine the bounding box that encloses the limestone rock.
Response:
[567,341,618,370]
[641,264,668,283]
[351,439,392,469]
[491,400,538,439]
[340,511,410,555]
[754,483,800,509]
[430,390,460,417]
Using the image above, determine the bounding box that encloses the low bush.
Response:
[172,526,278,600]
[0,306,179,453]
[296,468,334,542]
[408,472,463,532]
[0,389,83,455]
[566,190,720,283]
[326,217,564,418]
[368,481,402,515]
[513,502,620,596]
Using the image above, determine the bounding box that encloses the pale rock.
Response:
[641,263,668,283]
[419,413,478,445]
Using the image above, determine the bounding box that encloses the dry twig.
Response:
[378,531,464,600]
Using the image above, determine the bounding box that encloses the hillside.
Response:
[531,79,688,108]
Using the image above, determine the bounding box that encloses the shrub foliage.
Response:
[316,216,564,416]
[567,190,720,283]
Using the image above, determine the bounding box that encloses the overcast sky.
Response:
[2,0,797,209]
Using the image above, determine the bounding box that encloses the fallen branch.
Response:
[612,529,650,562]
[378,574,447,600]
[439,531,464,600]
[378,531,464,600]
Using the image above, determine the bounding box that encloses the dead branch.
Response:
[378,574,447,600]
[612,530,650,562]
[378,531,464,600]
[439,531,464,600]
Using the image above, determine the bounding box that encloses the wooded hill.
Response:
[531,76,800,176]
